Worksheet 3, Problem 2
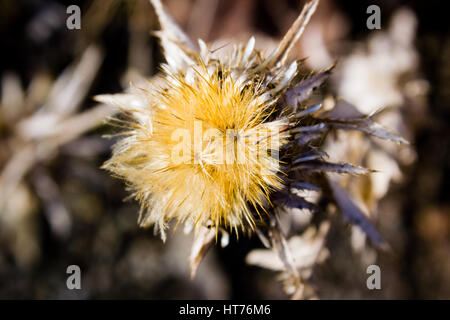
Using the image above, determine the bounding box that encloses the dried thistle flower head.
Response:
[104,61,290,238]
[97,0,406,252]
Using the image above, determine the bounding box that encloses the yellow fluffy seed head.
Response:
[103,62,289,238]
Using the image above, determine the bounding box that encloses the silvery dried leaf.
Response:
[293,161,372,175]
[323,101,408,144]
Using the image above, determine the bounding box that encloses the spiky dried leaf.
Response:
[328,179,385,246]
[293,161,372,175]
[273,191,317,211]
[323,101,408,144]
[259,0,319,69]
[284,70,332,109]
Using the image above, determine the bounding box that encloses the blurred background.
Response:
[0,0,448,299]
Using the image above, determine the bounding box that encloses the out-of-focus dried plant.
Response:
[321,8,427,261]
[0,30,116,270]
[0,0,159,271]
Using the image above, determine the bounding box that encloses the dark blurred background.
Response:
[0,0,448,299]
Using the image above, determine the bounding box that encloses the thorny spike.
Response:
[149,0,197,51]
[256,0,319,71]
